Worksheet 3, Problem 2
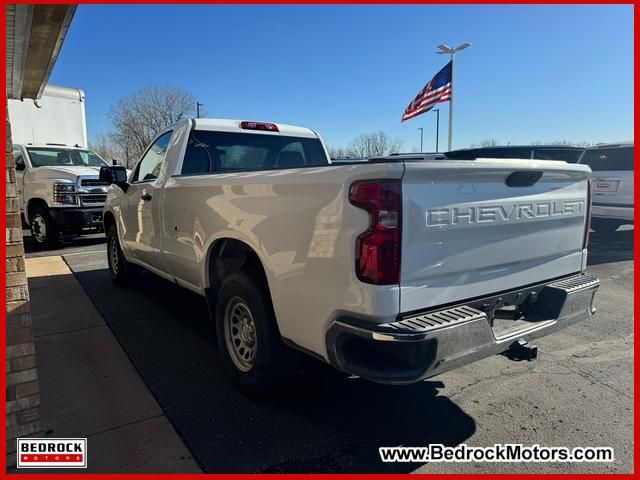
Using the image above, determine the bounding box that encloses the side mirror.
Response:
[99,166,128,188]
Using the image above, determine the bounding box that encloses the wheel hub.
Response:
[31,215,46,243]
[224,298,257,372]
[239,318,255,345]
[109,237,119,274]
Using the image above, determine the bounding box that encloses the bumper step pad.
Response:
[549,272,599,292]
[381,305,485,333]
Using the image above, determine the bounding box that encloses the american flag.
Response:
[401,61,452,122]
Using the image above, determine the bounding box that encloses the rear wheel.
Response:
[215,271,299,395]
[107,224,138,284]
[29,206,59,248]
[591,219,623,232]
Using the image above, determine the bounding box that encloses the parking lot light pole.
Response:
[196,102,205,118]
[418,127,424,153]
[433,108,440,152]
[437,42,471,151]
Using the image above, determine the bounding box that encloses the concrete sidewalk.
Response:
[19,256,201,473]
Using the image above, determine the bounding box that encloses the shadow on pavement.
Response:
[23,229,106,257]
[587,226,633,266]
[71,266,476,473]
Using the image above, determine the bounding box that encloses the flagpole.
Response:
[448,52,454,151]
[435,42,470,152]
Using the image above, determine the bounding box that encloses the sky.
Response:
[49,4,634,152]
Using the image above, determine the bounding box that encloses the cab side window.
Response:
[181,132,214,175]
[133,131,173,182]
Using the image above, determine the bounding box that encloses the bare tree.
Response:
[108,86,196,166]
[346,131,403,158]
[327,147,349,159]
[470,139,500,148]
[531,139,593,147]
[90,133,119,165]
[90,131,143,168]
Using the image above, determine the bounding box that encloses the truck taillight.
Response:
[240,121,279,132]
[349,180,402,285]
[584,178,593,249]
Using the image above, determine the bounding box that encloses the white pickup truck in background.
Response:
[101,118,599,395]
[13,144,112,246]
[578,142,634,232]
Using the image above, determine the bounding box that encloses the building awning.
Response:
[6,4,76,100]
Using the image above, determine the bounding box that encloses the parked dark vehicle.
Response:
[444,145,585,163]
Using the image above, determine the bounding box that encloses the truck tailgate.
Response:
[400,159,591,313]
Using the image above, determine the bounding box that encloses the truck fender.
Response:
[202,235,274,307]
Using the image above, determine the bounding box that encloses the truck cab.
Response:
[13,143,112,247]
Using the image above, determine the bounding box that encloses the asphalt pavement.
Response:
[24,226,634,473]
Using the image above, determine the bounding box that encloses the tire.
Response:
[29,206,59,248]
[107,224,139,285]
[591,219,622,232]
[215,271,299,395]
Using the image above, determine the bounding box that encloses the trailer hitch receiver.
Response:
[503,339,538,362]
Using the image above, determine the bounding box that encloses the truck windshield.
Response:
[181,130,329,175]
[26,147,108,168]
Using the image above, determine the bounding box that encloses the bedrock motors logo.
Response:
[17,438,87,468]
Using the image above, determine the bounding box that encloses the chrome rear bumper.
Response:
[326,273,599,384]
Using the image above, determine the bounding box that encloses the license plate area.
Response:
[466,283,554,340]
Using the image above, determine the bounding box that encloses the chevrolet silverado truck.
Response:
[13,143,113,247]
[101,118,599,395]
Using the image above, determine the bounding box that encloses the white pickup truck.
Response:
[578,142,634,232]
[101,118,599,395]
[13,144,112,247]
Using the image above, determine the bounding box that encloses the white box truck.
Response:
[8,84,112,247]
[9,84,88,147]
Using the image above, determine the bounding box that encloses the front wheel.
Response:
[29,206,59,248]
[215,272,299,395]
[107,224,138,285]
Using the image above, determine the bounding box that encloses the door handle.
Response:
[141,192,152,201]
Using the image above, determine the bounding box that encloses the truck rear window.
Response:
[580,147,634,171]
[181,130,329,175]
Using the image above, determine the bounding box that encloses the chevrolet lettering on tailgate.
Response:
[426,199,585,228]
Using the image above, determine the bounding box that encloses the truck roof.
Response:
[15,143,88,149]
[40,84,85,102]
[590,141,633,149]
[191,118,319,139]
[448,144,585,153]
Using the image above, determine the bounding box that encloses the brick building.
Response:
[5,4,76,465]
